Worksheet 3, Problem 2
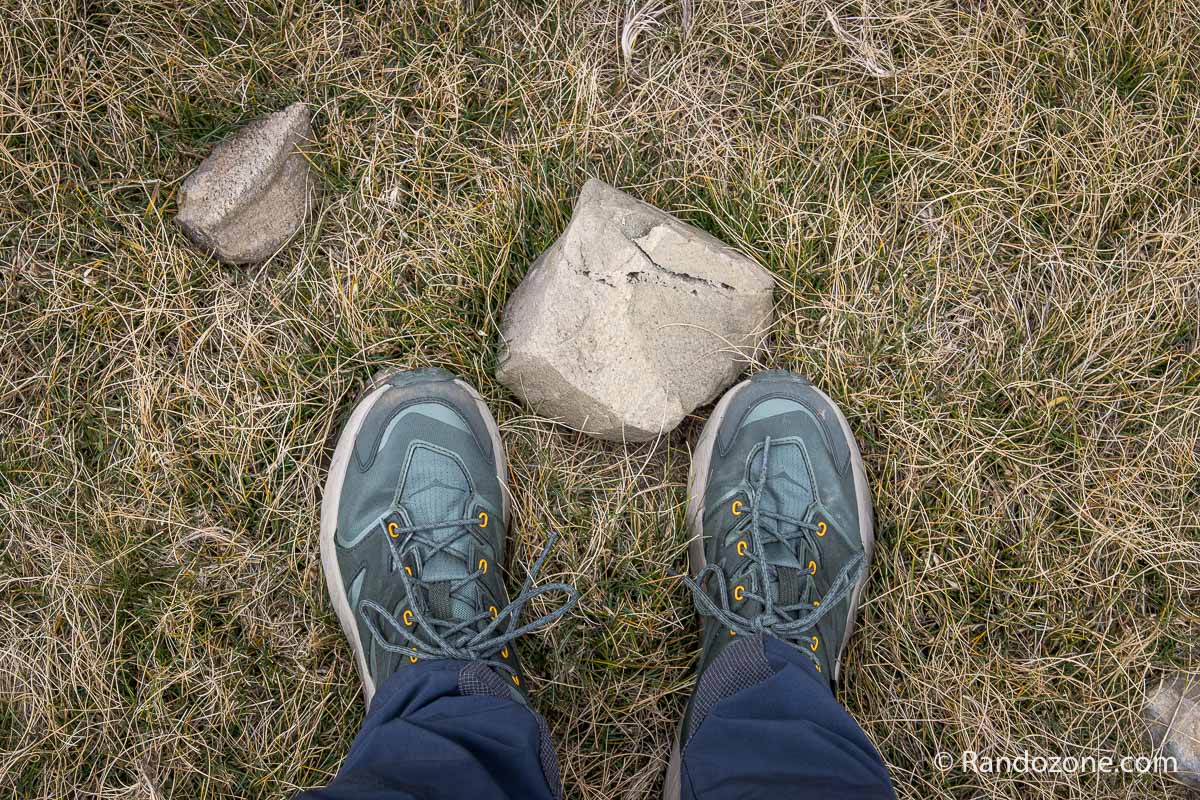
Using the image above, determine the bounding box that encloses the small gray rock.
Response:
[177,102,315,264]
[1145,674,1200,788]
[497,179,775,441]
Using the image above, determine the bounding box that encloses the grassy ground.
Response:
[3,1,1199,797]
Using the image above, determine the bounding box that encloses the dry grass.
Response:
[3,1,1199,798]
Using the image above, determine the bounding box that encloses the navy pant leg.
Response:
[299,660,560,800]
[681,635,895,800]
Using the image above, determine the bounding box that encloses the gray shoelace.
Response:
[682,436,864,669]
[361,520,578,681]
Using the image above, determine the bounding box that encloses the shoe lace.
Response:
[681,436,864,669]
[360,517,578,681]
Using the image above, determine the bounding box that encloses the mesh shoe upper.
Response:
[686,371,873,684]
[324,368,576,703]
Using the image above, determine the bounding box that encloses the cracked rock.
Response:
[496,179,775,441]
[1145,675,1200,788]
[177,102,316,264]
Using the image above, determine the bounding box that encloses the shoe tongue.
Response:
[774,566,806,606]
[424,580,455,620]
[749,442,815,604]
[401,446,479,621]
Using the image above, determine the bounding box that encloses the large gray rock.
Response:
[1145,675,1200,788]
[177,102,315,264]
[497,179,775,441]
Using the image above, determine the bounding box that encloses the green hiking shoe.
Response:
[682,370,876,684]
[319,367,577,706]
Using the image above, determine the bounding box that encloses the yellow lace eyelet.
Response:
[810,635,819,651]
[812,600,820,607]
[489,605,498,620]
[733,585,745,601]
[478,511,488,528]
[409,656,418,663]
[402,609,413,626]
[807,560,817,575]
[404,565,413,576]
[729,629,737,636]
[478,558,488,574]
[736,540,748,557]
[731,500,743,517]
[387,521,400,539]
[501,647,509,658]
[511,675,520,686]
[816,521,827,537]
[815,663,821,672]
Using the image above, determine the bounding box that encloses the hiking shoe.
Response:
[319,367,577,706]
[682,369,875,683]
